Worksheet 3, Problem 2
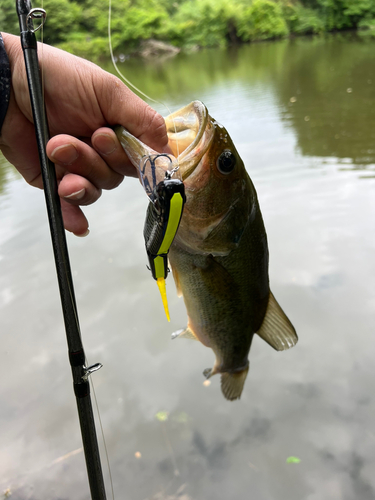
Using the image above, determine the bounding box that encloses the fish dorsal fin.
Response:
[257,292,298,351]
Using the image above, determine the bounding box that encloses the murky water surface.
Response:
[1,34,375,500]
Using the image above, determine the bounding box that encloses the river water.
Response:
[1,33,374,500]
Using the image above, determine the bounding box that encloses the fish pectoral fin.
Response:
[171,326,198,341]
[221,365,249,401]
[203,367,213,378]
[257,292,298,351]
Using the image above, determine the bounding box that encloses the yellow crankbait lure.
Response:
[143,163,186,321]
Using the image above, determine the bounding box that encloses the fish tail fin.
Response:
[220,364,249,401]
[257,292,298,351]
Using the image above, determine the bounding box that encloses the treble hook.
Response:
[146,153,179,181]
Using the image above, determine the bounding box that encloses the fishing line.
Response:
[108,0,158,104]
[108,0,180,160]
[40,0,44,122]
[62,254,116,500]
[60,254,115,500]
[91,379,116,500]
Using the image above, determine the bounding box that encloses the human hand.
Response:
[0,33,169,235]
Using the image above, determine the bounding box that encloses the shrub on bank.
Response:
[161,0,243,48]
[283,3,325,35]
[309,0,375,31]
[58,33,109,59]
[357,16,375,37]
[238,0,289,42]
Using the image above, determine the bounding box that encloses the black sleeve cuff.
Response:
[0,33,12,135]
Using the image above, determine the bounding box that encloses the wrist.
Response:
[1,33,24,71]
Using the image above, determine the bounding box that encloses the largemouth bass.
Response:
[116,101,298,401]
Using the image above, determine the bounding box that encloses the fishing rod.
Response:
[15,1,107,498]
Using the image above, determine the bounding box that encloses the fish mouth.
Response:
[115,101,215,183]
[164,101,215,181]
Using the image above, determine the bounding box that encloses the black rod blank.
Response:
[15,1,107,498]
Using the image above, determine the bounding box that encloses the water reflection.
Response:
[274,34,375,170]
[0,33,375,500]
[0,153,21,195]
[106,33,375,173]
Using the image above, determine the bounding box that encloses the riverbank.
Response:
[2,0,375,60]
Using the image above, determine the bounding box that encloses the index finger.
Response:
[96,74,169,152]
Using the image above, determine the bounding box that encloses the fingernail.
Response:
[51,144,79,165]
[64,188,86,201]
[93,134,116,155]
[74,229,90,237]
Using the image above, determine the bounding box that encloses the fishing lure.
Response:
[140,154,186,321]
[109,0,185,322]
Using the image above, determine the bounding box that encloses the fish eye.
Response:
[217,150,236,174]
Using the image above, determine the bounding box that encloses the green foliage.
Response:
[0,0,81,44]
[42,0,82,45]
[357,15,375,37]
[72,0,169,50]
[311,0,375,30]
[318,0,354,30]
[3,0,375,57]
[283,2,325,34]
[163,0,243,48]
[0,0,21,35]
[107,0,169,49]
[358,15,375,29]
[238,0,289,42]
[58,33,109,58]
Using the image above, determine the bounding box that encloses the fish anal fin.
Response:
[171,326,198,341]
[257,292,298,351]
[221,365,249,401]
